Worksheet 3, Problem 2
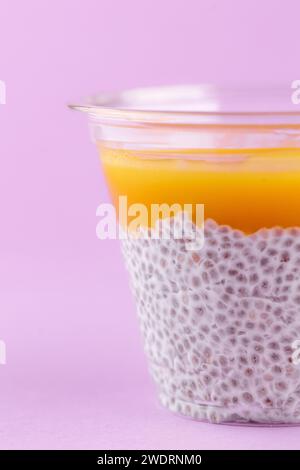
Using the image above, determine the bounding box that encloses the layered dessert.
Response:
[99,144,300,424]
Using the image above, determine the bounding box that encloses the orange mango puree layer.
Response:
[98,145,300,234]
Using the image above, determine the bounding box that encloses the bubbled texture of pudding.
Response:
[121,219,300,424]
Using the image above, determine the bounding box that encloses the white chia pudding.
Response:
[121,217,300,424]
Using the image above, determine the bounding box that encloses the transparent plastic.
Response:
[70,85,300,424]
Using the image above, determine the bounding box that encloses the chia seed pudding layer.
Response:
[121,218,300,424]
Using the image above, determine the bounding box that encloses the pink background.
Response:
[1,0,300,449]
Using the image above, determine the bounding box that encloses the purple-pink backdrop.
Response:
[1,0,300,450]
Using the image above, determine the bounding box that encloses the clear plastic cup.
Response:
[70,85,300,424]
